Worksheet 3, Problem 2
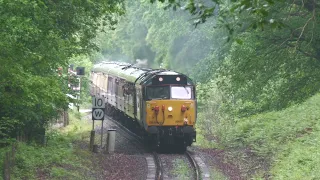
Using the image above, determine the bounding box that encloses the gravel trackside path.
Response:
[81,111,148,180]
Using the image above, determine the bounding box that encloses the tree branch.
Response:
[296,3,316,47]
[286,42,319,59]
[292,0,319,11]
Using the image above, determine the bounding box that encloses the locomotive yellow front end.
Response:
[143,73,197,150]
[146,100,196,127]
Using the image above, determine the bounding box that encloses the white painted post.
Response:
[107,129,116,154]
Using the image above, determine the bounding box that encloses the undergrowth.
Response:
[172,158,191,179]
[193,127,220,149]
[6,110,94,180]
[198,93,320,179]
[210,169,229,180]
[270,122,320,179]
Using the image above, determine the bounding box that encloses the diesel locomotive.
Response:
[90,61,197,151]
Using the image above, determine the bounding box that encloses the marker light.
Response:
[159,77,163,82]
[181,105,187,112]
[176,77,180,81]
[154,106,159,113]
[168,106,173,111]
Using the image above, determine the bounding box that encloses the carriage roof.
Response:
[91,61,193,85]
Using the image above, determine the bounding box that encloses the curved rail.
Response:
[185,150,200,180]
[153,152,163,180]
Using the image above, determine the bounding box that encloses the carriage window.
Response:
[146,86,170,100]
[107,77,113,93]
[171,86,192,99]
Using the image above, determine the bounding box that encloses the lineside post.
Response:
[89,130,95,151]
[106,129,116,154]
[90,96,105,152]
[101,120,104,148]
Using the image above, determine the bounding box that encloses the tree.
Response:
[214,0,320,116]
[0,0,124,143]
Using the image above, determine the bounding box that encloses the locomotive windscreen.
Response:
[152,75,187,85]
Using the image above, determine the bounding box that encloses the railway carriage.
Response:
[90,61,197,151]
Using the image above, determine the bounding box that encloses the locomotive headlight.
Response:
[168,106,173,111]
[176,77,180,81]
[159,77,163,82]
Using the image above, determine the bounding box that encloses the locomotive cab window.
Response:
[171,86,193,99]
[146,86,170,100]
[146,86,194,100]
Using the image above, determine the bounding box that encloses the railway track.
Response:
[185,150,200,180]
[105,117,209,180]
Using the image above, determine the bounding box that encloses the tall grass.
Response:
[198,92,320,179]
[6,110,94,180]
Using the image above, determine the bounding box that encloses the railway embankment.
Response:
[0,110,96,179]
[194,93,320,179]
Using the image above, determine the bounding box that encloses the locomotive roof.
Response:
[157,71,179,75]
[91,61,192,84]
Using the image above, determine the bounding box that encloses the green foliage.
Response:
[0,0,124,140]
[197,0,320,117]
[198,91,320,178]
[0,66,68,143]
[171,158,191,179]
[226,94,320,155]
[195,79,234,143]
[217,30,320,116]
[147,0,320,178]
[10,110,94,180]
[271,124,320,179]
[0,118,21,144]
[153,0,290,33]
[69,55,94,106]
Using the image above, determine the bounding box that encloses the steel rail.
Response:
[153,152,163,180]
[185,150,200,180]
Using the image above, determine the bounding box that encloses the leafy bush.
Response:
[10,110,93,180]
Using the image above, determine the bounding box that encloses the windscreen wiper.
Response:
[183,86,189,94]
